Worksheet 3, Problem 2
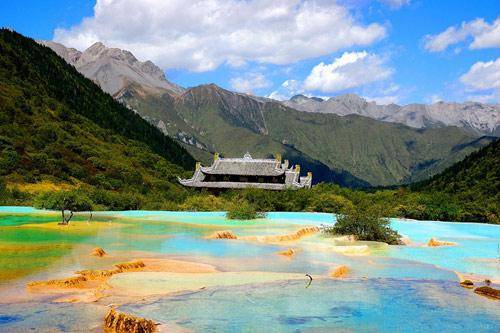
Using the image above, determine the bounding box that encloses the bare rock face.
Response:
[39,40,184,97]
[283,94,500,136]
[104,309,157,333]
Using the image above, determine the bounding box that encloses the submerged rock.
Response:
[104,308,157,333]
[206,230,238,239]
[427,238,457,247]
[329,265,349,278]
[277,248,295,257]
[91,247,106,257]
[474,286,500,300]
[460,280,474,289]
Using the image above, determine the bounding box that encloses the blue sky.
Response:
[1,0,499,104]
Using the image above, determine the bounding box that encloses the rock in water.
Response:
[474,286,500,300]
[329,265,349,278]
[427,238,457,247]
[91,247,106,257]
[206,230,238,239]
[104,309,157,333]
[460,280,474,289]
[277,248,296,257]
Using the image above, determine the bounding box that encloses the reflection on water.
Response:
[0,208,499,332]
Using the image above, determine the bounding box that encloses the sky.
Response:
[1,0,499,104]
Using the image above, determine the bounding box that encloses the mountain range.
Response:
[284,94,499,136]
[41,40,498,187]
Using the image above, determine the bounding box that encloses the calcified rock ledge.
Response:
[427,238,457,247]
[206,227,320,243]
[474,286,500,300]
[91,247,107,257]
[277,248,296,257]
[26,258,218,303]
[206,230,238,239]
[104,308,157,333]
[28,260,146,290]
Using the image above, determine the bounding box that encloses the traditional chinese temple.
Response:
[179,153,312,190]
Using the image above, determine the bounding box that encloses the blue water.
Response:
[0,207,499,332]
[121,279,500,332]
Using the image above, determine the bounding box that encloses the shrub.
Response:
[325,204,401,245]
[34,189,93,211]
[226,201,265,220]
[180,194,226,211]
[306,193,354,213]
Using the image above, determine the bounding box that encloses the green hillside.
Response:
[122,84,493,187]
[0,29,194,209]
[410,138,499,221]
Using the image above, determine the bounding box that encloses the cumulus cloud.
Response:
[303,51,393,93]
[230,73,271,93]
[267,79,305,100]
[424,18,500,52]
[53,0,386,72]
[460,58,500,102]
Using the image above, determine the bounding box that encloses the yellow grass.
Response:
[20,221,123,232]
[7,180,76,194]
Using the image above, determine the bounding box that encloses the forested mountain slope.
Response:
[0,29,195,209]
[410,138,499,220]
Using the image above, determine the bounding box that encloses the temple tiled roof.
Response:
[201,157,284,176]
[179,153,312,190]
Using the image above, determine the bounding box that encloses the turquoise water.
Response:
[0,208,498,332]
[121,279,500,332]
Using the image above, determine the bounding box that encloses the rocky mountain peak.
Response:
[331,93,369,106]
[40,40,184,97]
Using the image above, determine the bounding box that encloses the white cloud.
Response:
[53,0,386,72]
[427,94,443,104]
[230,73,271,93]
[460,58,500,103]
[303,51,393,93]
[267,79,304,100]
[424,18,500,52]
[364,83,401,104]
